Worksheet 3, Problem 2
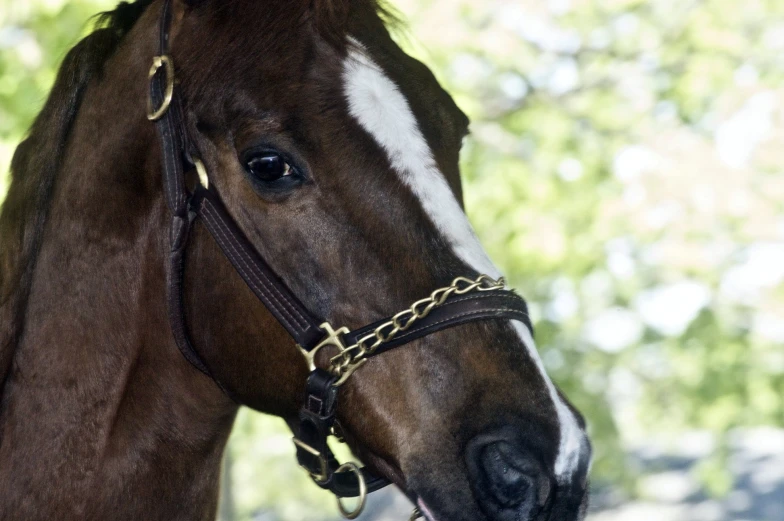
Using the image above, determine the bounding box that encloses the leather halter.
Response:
[147,0,531,517]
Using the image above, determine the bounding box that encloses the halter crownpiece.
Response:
[147,0,531,518]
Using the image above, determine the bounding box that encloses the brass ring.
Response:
[335,462,367,519]
[193,158,209,189]
[147,55,174,121]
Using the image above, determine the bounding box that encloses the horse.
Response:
[0,0,592,520]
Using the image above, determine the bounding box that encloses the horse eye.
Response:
[246,153,292,182]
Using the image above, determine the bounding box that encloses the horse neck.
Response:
[0,12,237,520]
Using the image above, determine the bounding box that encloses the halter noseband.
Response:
[148,1,531,518]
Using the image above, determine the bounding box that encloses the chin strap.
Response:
[293,369,388,517]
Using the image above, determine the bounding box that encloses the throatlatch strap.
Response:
[149,0,210,375]
[167,212,211,376]
[149,0,189,217]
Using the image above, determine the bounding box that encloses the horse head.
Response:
[0,0,591,519]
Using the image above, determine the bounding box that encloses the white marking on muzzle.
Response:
[512,322,584,479]
[342,42,585,481]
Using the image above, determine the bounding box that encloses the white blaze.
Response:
[512,321,584,478]
[342,46,498,278]
[342,43,584,481]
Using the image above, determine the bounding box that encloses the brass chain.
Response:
[329,274,505,384]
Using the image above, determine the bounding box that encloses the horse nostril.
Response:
[478,441,534,508]
[466,430,553,520]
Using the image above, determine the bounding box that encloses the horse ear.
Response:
[310,0,351,49]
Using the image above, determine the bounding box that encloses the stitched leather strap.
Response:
[190,187,325,348]
[295,370,389,498]
[343,290,531,357]
[167,212,211,375]
[150,0,190,217]
[150,0,209,374]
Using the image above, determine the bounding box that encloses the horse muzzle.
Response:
[465,430,553,521]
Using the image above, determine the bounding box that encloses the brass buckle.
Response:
[300,322,349,371]
[299,323,366,383]
[292,438,329,484]
[335,462,367,519]
[147,55,175,121]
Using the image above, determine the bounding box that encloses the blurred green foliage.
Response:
[3,0,784,519]
[0,0,107,193]
[393,0,784,488]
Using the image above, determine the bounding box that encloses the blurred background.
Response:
[2,0,783,520]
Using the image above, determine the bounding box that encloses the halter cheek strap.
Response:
[148,0,532,517]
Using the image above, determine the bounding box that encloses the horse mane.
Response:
[0,0,156,392]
